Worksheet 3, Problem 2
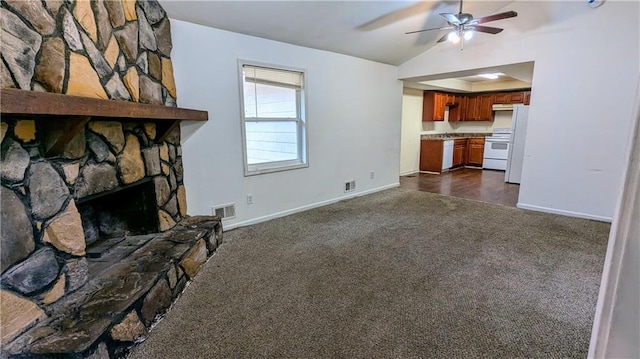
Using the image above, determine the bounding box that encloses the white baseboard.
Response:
[223,183,401,231]
[517,203,612,223]
[400,169,419,176]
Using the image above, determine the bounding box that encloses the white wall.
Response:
[170,20,403,228]
[589,79,640,359]
[399,1,640,221]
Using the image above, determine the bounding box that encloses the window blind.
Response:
[243,65,303,89]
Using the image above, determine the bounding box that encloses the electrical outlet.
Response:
[246,194,253,205]
[370,171,375,179]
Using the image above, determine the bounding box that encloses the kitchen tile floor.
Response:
[400,168,520,207]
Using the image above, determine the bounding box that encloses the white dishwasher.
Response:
[442,140,454,170]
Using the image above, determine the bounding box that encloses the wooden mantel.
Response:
[1,89,208,153]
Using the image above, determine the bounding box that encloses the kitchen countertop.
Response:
[420,132,491,140]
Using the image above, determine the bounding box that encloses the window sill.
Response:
[244,161,308,176]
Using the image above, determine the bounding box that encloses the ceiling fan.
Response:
[406,0,517,49]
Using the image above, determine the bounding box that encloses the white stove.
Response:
[483,128,511,171]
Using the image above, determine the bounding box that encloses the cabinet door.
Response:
[448,95,463,122]
[420,140,444,172]
[464,96,478,121]
[453,139,466,166]
[523,91,531,105]
[478,95,494,121]
[436,93,447,120]
[423,92,446,121]
[453,145,464,166]
[466,139,485,166]
[509,92,524,103]
[493,93,509,104]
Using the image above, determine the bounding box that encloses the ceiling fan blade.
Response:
[405,26,454,35]
[469,11,517,25]
[436,32,450,43]
[439,13,461,25]
[467,25,504,34]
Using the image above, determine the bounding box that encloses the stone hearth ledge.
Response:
[1,216,222,359]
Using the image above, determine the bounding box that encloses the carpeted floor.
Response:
[130,188,610,358]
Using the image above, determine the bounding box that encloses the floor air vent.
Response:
[213,203,236,219]
[344,180,356,193]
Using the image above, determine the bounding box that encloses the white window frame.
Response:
[238,60,309,176]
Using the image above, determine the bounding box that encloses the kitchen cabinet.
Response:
[420,139,457,172]
[449,95,464,122]
[464,96,478,121]
[477,95,494,121]
[509,92,524,103]
[466,138,485,166]
[420,137,486,172]
[492,91,530,105]
[420,140,444,172]
[462,95,492,121]
[425,89,531,122]
[452,139,467,167]
[422,92,448,121]
[523,91,531,105]
[493,93,510,104]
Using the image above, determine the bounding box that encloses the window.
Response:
[239,62,308,175]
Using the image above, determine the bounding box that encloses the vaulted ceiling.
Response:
[159,1,515,66]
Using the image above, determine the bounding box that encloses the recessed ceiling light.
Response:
[477,72,505,80]
[478,73,499,79]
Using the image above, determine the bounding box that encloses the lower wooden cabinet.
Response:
[420,140,444,172]
[420,137,485,172]
[452,139,466,167]
[466,138,485,166]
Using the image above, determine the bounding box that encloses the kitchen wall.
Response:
[400,87,513,175]
[400,88,423,175]
[421,109,513,134]
[170,20,403,229]
[399,0,640,221]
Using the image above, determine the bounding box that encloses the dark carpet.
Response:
[130,188,610,358]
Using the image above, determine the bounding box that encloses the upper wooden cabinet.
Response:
[493,93,509,104]
[492,90,530,105]
[423,89,531,122]
[423,92,448,121]
[509,92,524,103]
[464,96,478,121]
[477,95,494,121]
[460,95,492,121]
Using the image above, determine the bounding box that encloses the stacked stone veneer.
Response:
[0,118,187,346]
[1,0,177,105]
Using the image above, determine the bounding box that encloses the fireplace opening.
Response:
[77,178,159,256]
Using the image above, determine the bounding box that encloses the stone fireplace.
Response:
[1,1,221,357]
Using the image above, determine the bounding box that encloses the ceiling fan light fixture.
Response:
[448,31,460,43]
[464,30,473,40]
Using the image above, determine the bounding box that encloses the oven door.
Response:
[483,138,510,160]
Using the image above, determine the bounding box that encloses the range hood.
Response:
[492,104,514,111]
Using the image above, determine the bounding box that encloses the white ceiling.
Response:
[159,0,516,66]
